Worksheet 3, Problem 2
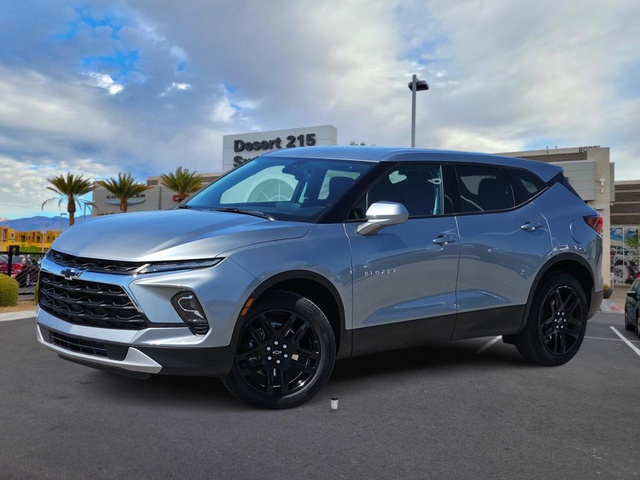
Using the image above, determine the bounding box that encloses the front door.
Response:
[346,163,460,355]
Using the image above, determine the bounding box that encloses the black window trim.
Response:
[449,163,550,216]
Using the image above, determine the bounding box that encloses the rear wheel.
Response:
[222,290,336,409]
[515,273,587,366]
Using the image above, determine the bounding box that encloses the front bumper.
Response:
[37,322,235,377]
[35,255,261,376]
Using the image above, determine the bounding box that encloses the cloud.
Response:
[1,0,639,219]
[160,82,191,97]
[84,72,124,95]
[0,154,115,218]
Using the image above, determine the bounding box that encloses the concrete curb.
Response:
[0,310,37,322]
[600,299,624,315]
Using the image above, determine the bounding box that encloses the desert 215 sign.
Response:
[222,125,337,172]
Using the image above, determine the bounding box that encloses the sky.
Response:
[1,0,639,220]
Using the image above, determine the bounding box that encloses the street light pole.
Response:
[408,74,429,148]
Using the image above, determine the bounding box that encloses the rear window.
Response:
[456,165,515,213]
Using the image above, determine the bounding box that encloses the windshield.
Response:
[185,155,373,222]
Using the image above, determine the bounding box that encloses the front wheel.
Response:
[222,290,336,409]
[514,273,588,366]
[625,313,636,331]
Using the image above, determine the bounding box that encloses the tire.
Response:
[514,273,588,366]
[222,290,336,409]
[636,312,640,339]
[625,313,635,331]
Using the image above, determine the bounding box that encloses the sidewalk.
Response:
[0,309,36,322]
[601,285,629,314]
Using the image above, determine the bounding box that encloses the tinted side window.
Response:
[456,165,514,213]
[507,168,546,205]
[354,164,444,218]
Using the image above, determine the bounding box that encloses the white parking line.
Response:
[585,336,626,342]
[610,326,640,358]
[475,336,502,354]
[474,331,640,356]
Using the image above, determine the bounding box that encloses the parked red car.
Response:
[0,255,40,286]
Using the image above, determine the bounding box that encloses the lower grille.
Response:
[39,271,147,330]
[46,330,128,360]
[50,331,108,357]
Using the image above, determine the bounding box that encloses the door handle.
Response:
[520,221,542,232]
[433,233,457,245]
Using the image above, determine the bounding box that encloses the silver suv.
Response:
[36,147,603,408]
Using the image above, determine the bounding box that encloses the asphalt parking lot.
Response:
[1,311,639,480]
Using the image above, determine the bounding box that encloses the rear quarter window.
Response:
[506,168,547,205]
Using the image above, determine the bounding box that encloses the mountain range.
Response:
[1,215,77,232]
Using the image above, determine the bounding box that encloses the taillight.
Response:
[584,215,603,235]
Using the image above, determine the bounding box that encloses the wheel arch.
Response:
[236,270,350,359]
[521,253,597,331]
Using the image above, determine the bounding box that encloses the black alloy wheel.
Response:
[515,273,588,366]
[538,285,585,356]
[222,290,336,409]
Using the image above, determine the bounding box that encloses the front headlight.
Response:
[136,258,223,275]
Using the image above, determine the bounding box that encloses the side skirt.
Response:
[349,305,525,358]
[451,305,525,341]
[351,314,455,357]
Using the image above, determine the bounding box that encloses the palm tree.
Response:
[42,173,93,226]
[160,166,203,203]
[96,173,150,213]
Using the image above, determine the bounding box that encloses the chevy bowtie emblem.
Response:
[60,268,82,280]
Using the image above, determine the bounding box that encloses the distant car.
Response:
[36,146,603,408]
[0,255,41,287]
[16,257,40,287]
[0,255,23,280]
[624,278,640,334]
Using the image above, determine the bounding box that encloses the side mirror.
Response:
[357,201,409,235]
[627,291,638,299]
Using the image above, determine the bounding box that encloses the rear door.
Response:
[452,164,552,339]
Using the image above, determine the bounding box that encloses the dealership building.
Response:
[91,126,637,284]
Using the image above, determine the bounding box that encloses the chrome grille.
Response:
[38,271,147,330]
[47,249,146,274]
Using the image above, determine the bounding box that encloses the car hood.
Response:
[51,210,311,262]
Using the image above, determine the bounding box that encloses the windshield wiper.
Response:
[212,207,275,221]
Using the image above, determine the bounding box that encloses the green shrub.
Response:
[0,274,19,307]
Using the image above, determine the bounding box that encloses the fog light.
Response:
[171,291,209,335]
